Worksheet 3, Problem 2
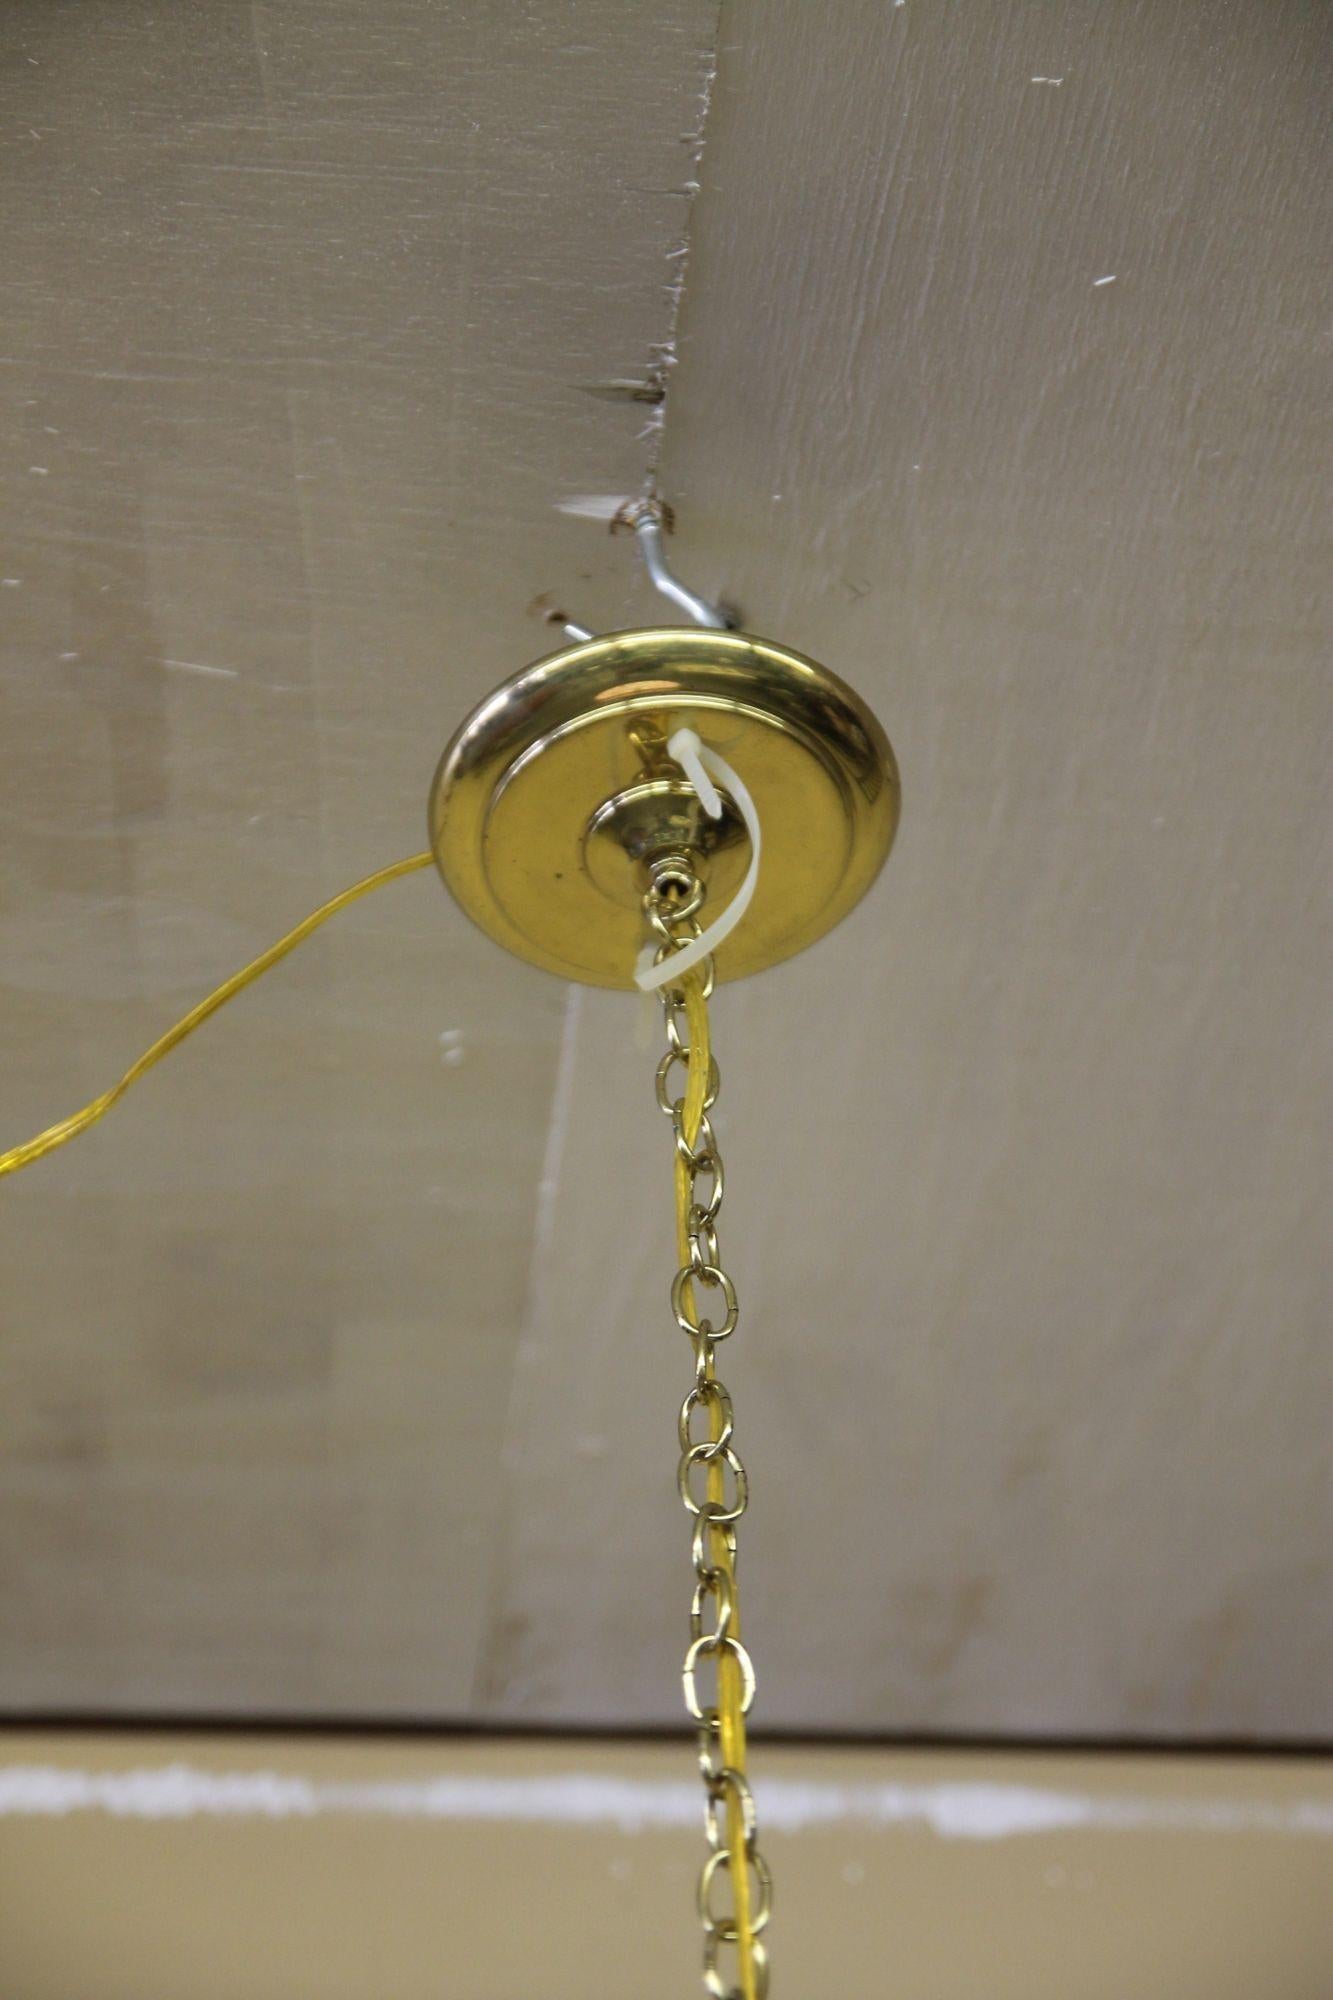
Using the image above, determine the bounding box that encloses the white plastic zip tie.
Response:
[634,728,762,992]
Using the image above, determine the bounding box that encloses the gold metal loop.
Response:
[657,1045,720,1118]
[678,1441,749,1524]
[703,1933,770,2000]
[703,1768,757,1853]
[684,1504,736,1576]
[674,1108,718,1173]
[698,1845,773,1941]
[691,1501,737,1575]
[687,1148,725,1220]
[690,1570,736,1645]
[663,995,691,1054]
[679,1379,735,1458]
[692,1333,718,1391]
[697,1722,727,1788]
[644,873,706,928]
[672,1262,739,1341]
[682,1633,756,1723]
[689,1214,721,1274]
[654,939,716,1007]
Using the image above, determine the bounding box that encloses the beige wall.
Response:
[1,1731,1330,1999]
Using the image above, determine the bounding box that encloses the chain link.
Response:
[647,865,771,2000]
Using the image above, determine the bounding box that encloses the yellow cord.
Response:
[7,871,758,1987]
[0,852,434,1180]
[678,971,759,2000]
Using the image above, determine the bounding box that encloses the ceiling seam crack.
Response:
[470,7,728,1719]
[639,0,726,498]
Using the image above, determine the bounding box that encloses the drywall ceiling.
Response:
[1,2,1329,1741]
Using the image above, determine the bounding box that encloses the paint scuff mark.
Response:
[2,1765,1330,1842]
[577,379,664,406]
[555,494,631,521]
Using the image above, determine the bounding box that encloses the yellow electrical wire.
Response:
[678,970,760,2000]
[7,863,761,1990]
[5,858,759,1988]
[0,851,434,1180]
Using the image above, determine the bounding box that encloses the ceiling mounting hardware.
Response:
[428,625,898,987]
[433,505,898,988]
[618,497,731,630]
[547,496,730,645]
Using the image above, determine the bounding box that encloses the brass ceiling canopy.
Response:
[428,626,900,987]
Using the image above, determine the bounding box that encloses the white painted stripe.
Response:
[0,1766,1329,1841]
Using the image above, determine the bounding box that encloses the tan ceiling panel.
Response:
[479,1,1332,1738]
[0,0,721,1715]
[3,1,1331,1742]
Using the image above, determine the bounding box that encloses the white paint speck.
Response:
[1031,76,1064,87]
[28,466,49,476]
[158,657,238,679]
[58,651,78,662]
[1093,274,1117,287]
[438,1028,466,1067]
[1,578,21,588]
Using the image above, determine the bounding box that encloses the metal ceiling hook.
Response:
[620,500,730,630]
[546,498,731,643]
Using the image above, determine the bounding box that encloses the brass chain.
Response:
[645,861,771,2000]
